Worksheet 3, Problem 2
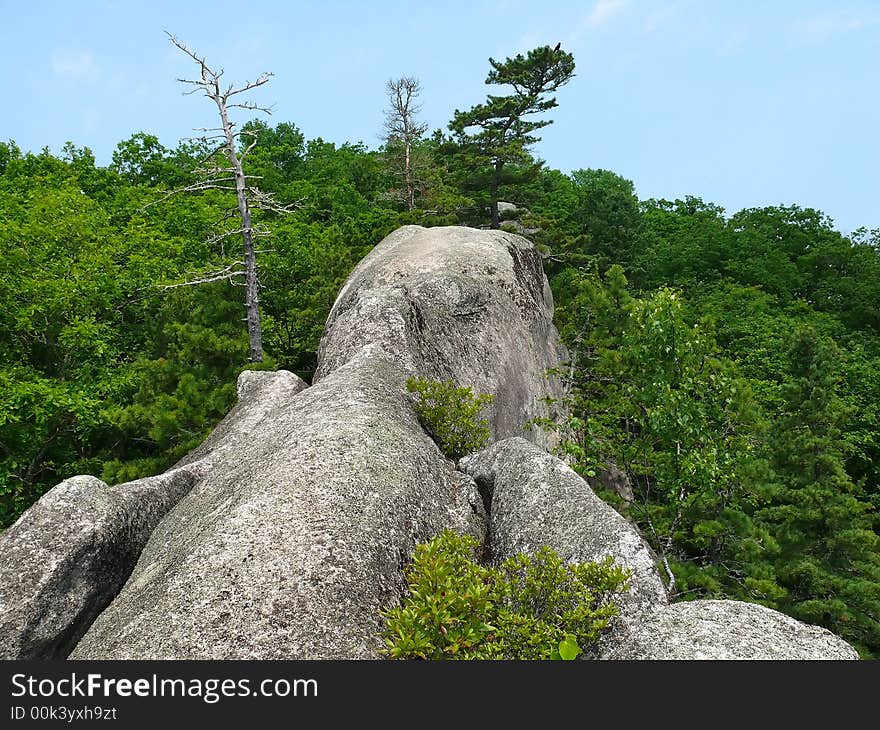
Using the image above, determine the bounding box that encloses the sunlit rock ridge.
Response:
[0,226,858,660]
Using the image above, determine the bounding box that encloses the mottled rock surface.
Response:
[72,346,485,659]
[0,469,200,659]
[459,438,668,634]
[604,600,860,660]
[315,225,566,449]
[176,369,307,468]
[0,369,306,660]
[2,224,859,662]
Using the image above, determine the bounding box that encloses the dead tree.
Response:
[383,76,428,211]
[162,32,295,363]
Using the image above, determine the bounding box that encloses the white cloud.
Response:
[792,11,880,42]
[584,0,628,30]
[565,0,630,46]
[51,50,100,83]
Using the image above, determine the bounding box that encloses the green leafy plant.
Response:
[554,635,582,660]
[406,377,494,460]
[381,529,630,660]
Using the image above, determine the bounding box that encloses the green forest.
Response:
[1,44,878,657]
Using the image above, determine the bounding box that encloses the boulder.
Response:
[0,369,307,660]
[459,438,668,635]
[72,346,486,659]
[603,600,860,660]
[496,201,519,217]
[0,468,200,659]
[315,225,566,450]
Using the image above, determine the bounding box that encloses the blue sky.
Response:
[2,0,878,234]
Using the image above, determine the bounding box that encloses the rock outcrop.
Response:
[0,224,860,661]
[460,437,860,660]
[315,225,566,449]
[459,437,667,633]
[72,347,484,659]
[604,600,859,660]
[0,469,200,660]
[0,369,306,660]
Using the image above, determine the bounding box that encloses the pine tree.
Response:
[761,328,880,655]
[445,45,575,228]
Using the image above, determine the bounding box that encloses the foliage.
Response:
[381,530,630,659]
[759,328,880,653]
[406,377,494,460]
[525,168,642,274]
[0,127,397,527]
[547,253,880,655]
[549,266,772,598]
[443,45,575,228]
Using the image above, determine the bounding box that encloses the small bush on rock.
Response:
[381,530,630,660]
[406,377,494,460]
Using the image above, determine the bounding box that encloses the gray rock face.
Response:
[72,346,485,659]
[0,369,307,660]
[496,201,519,217]
[175,369,307,468]
[315,225,566,450]
[459,438,668,633]
[460,438,860,659]
[604,600,860,660]
[0,468,200,659]
[2,224,858,662]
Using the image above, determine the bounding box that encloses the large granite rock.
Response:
[603,600,860,660]
[0,468,200,659]
[459,438,861,660]
[459,438,668,638]
[72,346,485,659]
[2,224,859,662]
[0,369,307,660]
[315,225,566,449]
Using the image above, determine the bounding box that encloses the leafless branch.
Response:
[229,102,275,115]
[184,134,228,143]
[159,262,245,289]
[239,135,259,161]
[225,73,273,97]
[247,186,301,214]
[204,227,246,247]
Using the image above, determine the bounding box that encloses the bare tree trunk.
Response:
[404,139,414,212]
[490,160,503,229]
[384,77,427,213]
[218,102,263,362]
[243,232,262,363]
[164,33,284,365]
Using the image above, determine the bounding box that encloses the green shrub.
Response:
[406,377,494,460]
[381,529,630,660]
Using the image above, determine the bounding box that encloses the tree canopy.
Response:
[445,45,575,228]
